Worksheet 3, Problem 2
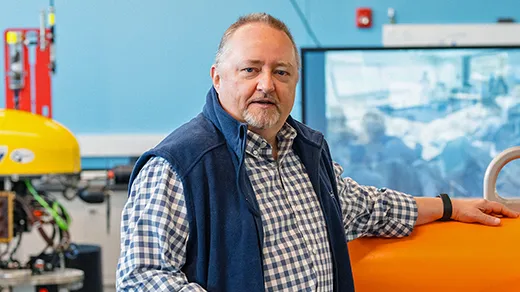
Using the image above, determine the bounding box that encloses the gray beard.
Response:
[243,107,281,130]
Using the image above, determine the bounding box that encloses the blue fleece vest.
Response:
[128,87,355,292]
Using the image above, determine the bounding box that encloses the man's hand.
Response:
[415,197,519,226]
[451,199,519,226]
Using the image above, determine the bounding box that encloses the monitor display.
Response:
[302,47,520,198]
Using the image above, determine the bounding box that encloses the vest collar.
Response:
[202,86,248,159]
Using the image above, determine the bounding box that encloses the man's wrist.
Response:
[414,197,444,225]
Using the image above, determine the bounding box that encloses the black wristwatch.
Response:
[436,193,452,221]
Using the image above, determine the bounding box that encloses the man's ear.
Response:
[210,65,220,90]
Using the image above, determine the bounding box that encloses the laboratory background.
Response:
[2,0,520,291]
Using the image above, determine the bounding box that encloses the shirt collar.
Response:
[245,123,298,161]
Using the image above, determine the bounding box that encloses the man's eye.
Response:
[243,68,255,73]
[276,70,288,76]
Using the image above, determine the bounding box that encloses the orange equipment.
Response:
[348,218,520,292]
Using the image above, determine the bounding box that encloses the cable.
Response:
[289,0,321,47]
[24,180,69,231]
[15,195,56,250]
[8,233,22,262]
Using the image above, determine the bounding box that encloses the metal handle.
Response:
[483,146,520,212]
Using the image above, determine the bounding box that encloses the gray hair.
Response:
[214,12,301,69]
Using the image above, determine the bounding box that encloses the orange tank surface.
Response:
[348,218,520,291]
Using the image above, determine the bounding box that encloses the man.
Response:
[116,13,518,292]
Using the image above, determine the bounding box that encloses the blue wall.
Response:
[2,0,520,136]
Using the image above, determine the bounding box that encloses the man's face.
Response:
[211,23,299,133]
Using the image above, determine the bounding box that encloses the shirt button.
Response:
[312,248,318,255]
[253,150,259,156]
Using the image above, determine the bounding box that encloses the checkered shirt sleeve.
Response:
[333,161,419,241]
[116,156,205,292]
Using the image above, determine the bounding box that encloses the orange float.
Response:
[348,218,520,291]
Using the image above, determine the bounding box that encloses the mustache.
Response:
[248,94,279,105]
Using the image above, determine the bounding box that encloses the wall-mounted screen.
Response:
[302,46,520,198]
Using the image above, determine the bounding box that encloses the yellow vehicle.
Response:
[0,108,81,177]
[0,108,82,247]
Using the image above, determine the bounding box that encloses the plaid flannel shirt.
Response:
[117,123,418,291]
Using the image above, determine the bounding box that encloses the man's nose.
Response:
[257,72,275,93]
